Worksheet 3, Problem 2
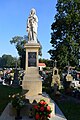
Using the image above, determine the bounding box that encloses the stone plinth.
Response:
[22,67,42,96]
[22,79,42,96]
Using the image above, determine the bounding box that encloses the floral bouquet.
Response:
[34,99,52,120]
[9,93,25,119]
[10,93,25,110]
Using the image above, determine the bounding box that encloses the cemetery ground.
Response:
[0,84,80,120]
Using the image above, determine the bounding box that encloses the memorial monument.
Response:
[22,8,42,97]
[22,8,55,117]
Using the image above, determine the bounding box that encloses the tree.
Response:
[0,54,19,68]
[39,58,52,67]
[10,36,27,69]
[48,0,80,69]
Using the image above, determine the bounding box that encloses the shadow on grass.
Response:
[0,85,22,115]
[43,85,80,120]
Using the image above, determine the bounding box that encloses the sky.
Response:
[0,0,57,59]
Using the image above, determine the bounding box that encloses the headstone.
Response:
[51,60,61,91]
[66,62,73,81]
[66,73,73,81]
[12,69,19,86]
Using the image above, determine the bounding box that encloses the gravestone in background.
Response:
[51,60,61,88]
[12,69,19,86]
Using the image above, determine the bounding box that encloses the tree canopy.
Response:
[48,0,80,69]
[10,36,27,69]
[0,54,19,68]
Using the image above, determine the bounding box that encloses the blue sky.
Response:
[0,0,57,59]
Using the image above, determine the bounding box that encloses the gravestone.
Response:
[51,60,61,92]
[66,62,73,81]
[12,69,19,86]
[66,73,73,81]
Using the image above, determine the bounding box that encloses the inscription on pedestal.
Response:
[28,52,36,67]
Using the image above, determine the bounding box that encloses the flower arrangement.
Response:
[34,99,52,120]
[10,93,25,110]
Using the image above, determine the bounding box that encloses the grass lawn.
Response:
[0,85,22,115]
[43,86,80,120]
[56,100,80,120]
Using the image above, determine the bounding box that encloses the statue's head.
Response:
[30,8,36,15]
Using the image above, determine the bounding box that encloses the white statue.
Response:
[27,8,38,43]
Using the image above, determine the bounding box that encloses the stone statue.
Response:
[27,8,38,43]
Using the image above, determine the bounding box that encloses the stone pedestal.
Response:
[22,42,55,118]
[22,43,42,97]
[22,67,42,96]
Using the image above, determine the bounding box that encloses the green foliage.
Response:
[49,0,80,69]
[57,100,80,120]
[11,93,25,109]
[39,58,52,67]
[10,36,27,56]
[0,85,22,115]
[10,36,27,69]
[0,54,20,68]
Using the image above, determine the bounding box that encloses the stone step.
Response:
[27,67,39,74]
[24,74,40,77]
[23,75,42,81]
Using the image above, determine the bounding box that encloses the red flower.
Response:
[43,101,47,105]
[34,100,52,119]
[34,105,38,110]
[40,106,44,111]
[35,114,40,119]
[40,100,47,105]
[47,106,51,111]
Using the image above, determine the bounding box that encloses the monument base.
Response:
[22,80,42,96]
[22,67,42,96]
